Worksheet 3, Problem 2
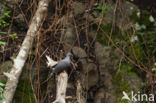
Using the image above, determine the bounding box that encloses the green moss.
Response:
[113,72,131,103]
[130,10,153,27]
[13,79,35,103]
[112,62,138,102]
[139,10,151,27]
[96,23,122,45]
[128,42,144,61]
[130,10,139,23]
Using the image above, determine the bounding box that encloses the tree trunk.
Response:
[53,72,68,103]
[0,0,50,103]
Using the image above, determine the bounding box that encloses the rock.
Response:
[83,69,99,89]
[101,71,114,90]
[79,58,87,65]
[116,1,138,30]
[124,74,142,91]
[82,63,97,73]
[61,17,76,53]
[88,30,97,39]
[72,47,87,58]
[71,1,87,16]
[80,63,98,89]
[94,42,111,65]
[0,61,13,81]
[105,92,116,103]
[13,14,27,30]
[94,88,105,103]
[0,61,13,72]
[87,68,98,88]
[14,14,25,23]
[0,1,13,17]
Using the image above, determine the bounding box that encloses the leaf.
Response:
[152,49,156,54]
[154,21,156,27]
[0,87,3,92]
[152,67,156,71]
[0,41,6,45]
[0,83,5,87]
[140,24,146,30]
[84,43,88,47]
[0,31,7,35]
[93,5,102,10]
[128,72,137,76]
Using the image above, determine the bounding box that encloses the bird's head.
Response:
[66,52,73,58]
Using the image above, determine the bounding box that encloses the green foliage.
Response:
[96,23,122,45]
[0,10,11,46]
[0,41,6,46]
[119,64,137,76]
[128,42,144,61]
[130,10,152,27]
[0,32,7,46]
[9,33,18,40]
[113,72,131,103]
[0,82,5,100]
[96,23,111,45]
[0,35,6,46]
[130,9,156,57]
[113,63,138,103]
[93,3,113,14]
[0,11,11,29]
[152,62,156,71]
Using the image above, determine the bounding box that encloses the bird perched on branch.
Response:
[50,52,72,77]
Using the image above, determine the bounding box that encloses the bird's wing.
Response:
[53,60,70,73]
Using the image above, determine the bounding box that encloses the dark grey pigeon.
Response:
[50,52,72,77]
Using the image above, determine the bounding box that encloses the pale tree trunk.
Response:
[46,56,68,103]
[53,72,68,103]
[0,0,50,103]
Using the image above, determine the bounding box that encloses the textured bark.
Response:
[53,72,68,103]
[0,0,50,103]
[76,80,86,103]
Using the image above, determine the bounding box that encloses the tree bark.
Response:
[0,0,50,103]
[76,80,86,103]
[53,72,68,103]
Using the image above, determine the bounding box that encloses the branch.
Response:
[46,55,58,68]
[76,80,86,103]
[53,72,68,103]
[45,56,68,103]
[0,0,50,103]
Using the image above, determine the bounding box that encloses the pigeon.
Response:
[50,52,72,77]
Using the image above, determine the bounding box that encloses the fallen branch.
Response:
[0,0,50,103]
[53,72,68,103]
[46,55,68,103]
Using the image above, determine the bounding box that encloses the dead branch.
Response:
[0,0,50,103]
[76,80,86,103]
[46,56,68,103]
[53,72,68,103]
[46,55,58,67]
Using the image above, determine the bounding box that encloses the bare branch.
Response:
[76,80,86,103]
[53,72,68,103]
[46,55,58,68]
